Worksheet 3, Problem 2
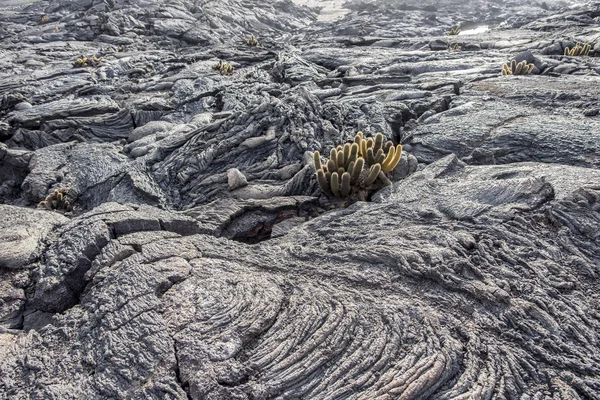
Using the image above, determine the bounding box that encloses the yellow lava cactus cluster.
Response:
[447,25,461,35]
[501,60,534,75]
[243,35,260,47]
[73,55,103,68]
[37,188,72,211]
[564,42,591,56]
[213,60,234,75]
[314,132,402,198]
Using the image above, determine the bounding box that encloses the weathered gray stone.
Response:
[429,39,448,51]
[227,168,248,190]
[0,205,67,328]
[0,205,67,270]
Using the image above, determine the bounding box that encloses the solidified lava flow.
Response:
[1,0,600,399]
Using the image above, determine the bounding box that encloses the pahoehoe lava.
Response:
[1,0,600,399]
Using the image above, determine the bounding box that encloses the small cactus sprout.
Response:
[73,56,88,67]
[213,60,234,75]
[73,55,103,68]
[243,35,260,47]
[564,42,592,57]
[500,60,535,76]
[312,131,405,199]
[447,25,461,36]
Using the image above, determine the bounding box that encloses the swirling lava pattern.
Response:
[164,261,465,400]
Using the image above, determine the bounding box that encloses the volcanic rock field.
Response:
[1,0,600,398]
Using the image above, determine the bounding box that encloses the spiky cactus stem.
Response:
[317,170,329,192]
[365,164,381,186]
[313,151,322,171]
[341,172,351,197]
[352,157,364,184]
[331,172,341,197]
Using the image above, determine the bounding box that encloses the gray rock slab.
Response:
[0,205,67,270]
[0,205,67,328]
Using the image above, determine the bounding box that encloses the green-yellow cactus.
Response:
[381,144,402,173]
[313,151,323,171]
[352,157,364,183]
[447,25,461,36]
[313,131,404,198]
[501,60,534,76]
[213,60,234,75]
[73,55,103,68]
[340,172,351,197]
[37,188,72,211]
[243,35,260,47]
[331,172,340,197]
[564,42,592,57]
[365,164,381,186]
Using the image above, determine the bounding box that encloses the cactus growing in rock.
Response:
[501,60,534,75]
[564,42,592,57]
[37,188,72,211]
[243,35,260,47]
[73,55,103,68]
[314,131,403,199]
[213,60,234,75]
[447,25,461,36]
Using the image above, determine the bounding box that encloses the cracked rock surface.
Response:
[1,0,600,398]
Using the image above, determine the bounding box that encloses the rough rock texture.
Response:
[0,205,67,328]
[1,0,600,398]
